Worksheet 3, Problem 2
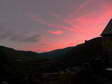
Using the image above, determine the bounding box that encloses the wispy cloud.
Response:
[9,34,40,43]
[48,30,64,35]
[68,0,94,18]
[0,28,40,43]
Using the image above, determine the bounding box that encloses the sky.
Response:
[0,0,112,52]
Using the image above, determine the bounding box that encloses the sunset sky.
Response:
[0,0,112,52]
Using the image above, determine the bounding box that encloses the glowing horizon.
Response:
[0,0,112,52]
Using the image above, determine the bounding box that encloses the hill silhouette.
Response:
[0,37,110,84]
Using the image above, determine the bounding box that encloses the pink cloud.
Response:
[30,0,112,39]
[68,0,94,18]
[48,30,64,35]
[64,2,112,32]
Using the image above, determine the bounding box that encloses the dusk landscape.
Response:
[0,0,112,84]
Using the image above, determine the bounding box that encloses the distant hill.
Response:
[44,37,103,71]
[40,46,73,60]
[0,46,50,83]
[0,37,103,73]
[0,45,75,83]
[0,45,46,61]
[61,37,103,67]
[0,37,110,84]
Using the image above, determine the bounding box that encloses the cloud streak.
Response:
[48,30,64,35]
[9,34,40,43]
[0,29,40,43]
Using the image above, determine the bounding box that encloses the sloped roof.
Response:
[101,19,112,36]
